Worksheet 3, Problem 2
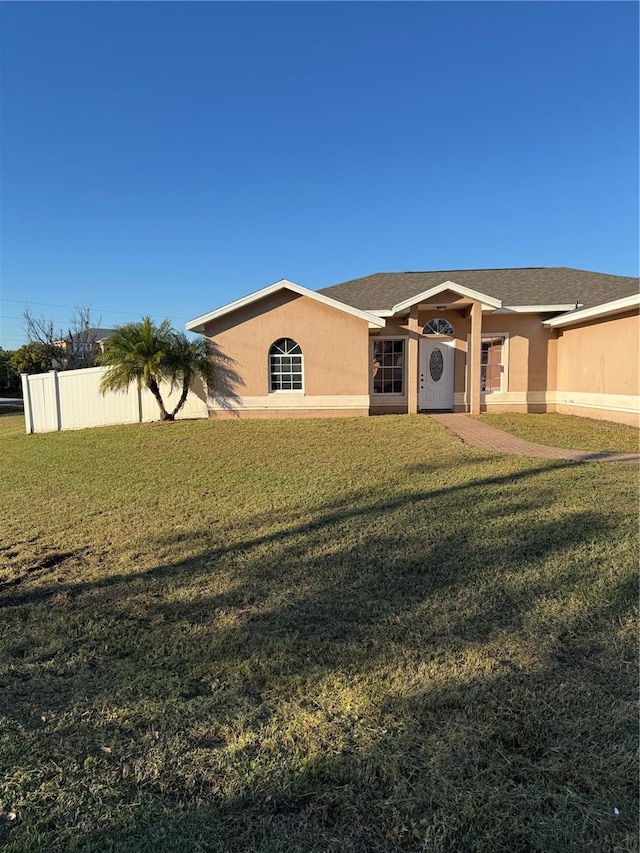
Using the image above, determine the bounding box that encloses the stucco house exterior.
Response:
[186,267,639,427]
[52,327,117,369]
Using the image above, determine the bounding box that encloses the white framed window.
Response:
[372,338,405,395]
[269,338,303,392]
[481,336,504,392]
[423,318,455,336]
[466,332,510,394]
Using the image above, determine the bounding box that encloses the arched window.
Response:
[423,318,455,336]
[269,338,303,391]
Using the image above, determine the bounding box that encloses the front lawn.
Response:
[474,412,639,454]
[0,413,637,852]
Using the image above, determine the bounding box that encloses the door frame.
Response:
[419,337,455,411]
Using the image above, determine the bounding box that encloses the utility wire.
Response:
[0,297,192,322]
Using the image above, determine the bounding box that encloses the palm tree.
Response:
[98,317,182,421]
[165,332,215,419]
[99,317,241,422]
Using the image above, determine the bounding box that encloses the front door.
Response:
[419,339,454,410]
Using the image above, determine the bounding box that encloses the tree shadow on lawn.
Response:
[0,456,592,608]
[1,458,637,851]
[9,625,635,853]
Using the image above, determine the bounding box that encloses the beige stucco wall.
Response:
[203,291,371,417]
[554,310,639,425]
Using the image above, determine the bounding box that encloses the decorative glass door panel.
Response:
[419,340,454,410]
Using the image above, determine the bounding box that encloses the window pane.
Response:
[372,340,404,394]
[480,337,504,392]
[485,366,501,391]
[269,339,303,391]
[485,340,502,365]
[423,318,455,336]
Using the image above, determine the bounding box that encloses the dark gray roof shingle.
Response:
[318,267,639,312]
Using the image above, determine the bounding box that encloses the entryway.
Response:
[419,338,454,411]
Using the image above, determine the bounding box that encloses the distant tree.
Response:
[10,343,55,376]
[0,348,20,392]
[23,305,104,370]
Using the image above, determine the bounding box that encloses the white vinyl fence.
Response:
[21,367,210,434]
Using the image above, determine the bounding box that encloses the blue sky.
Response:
[1,1,638,348]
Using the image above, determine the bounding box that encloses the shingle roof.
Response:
[82,328,117,342]
[318,267,639,313]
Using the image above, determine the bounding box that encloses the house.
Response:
[186,267,639,427]
[52,328,116,369]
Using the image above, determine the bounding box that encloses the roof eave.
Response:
[186,279,386,333]
[493,304,583,314]
[543,293,640,328]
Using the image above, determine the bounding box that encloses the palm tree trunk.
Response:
[170,375,191,419]
[147,376,173,421]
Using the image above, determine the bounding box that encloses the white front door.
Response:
[419,339,454,410]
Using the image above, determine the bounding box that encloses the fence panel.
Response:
[139,375,209,422]
[22,372,59,433]
[58,367,142,430]
[22,367,210,433]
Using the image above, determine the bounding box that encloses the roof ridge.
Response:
[327,267,638,278]
[553,266,639,280]
[319,272,386,288]
[394,267,549,273]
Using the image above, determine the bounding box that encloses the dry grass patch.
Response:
[0,413,638,852]
[474,412,639,454]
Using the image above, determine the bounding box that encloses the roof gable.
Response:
[186,279,386,333]
[391,280,502,313]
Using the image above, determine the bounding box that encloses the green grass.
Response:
[474,412,639,454]
[0,413,637,852]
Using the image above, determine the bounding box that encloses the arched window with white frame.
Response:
[269,338,303,392]
[423,318,455,336]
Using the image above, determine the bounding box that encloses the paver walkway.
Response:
[429,414,640,463]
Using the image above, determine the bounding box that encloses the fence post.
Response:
[49,370,62,431]
[21,373,33,434]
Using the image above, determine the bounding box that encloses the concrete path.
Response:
[429,414,640,463]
